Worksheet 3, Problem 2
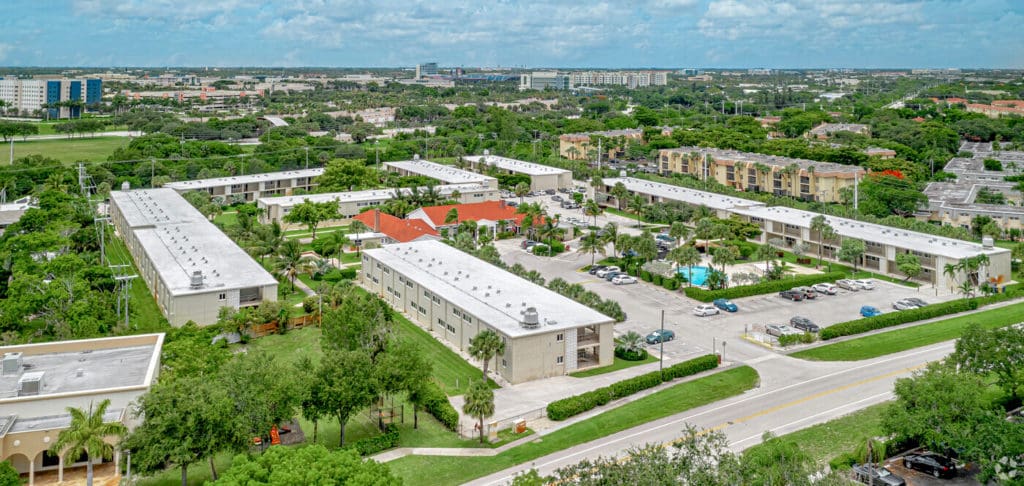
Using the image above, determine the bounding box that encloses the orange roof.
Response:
[354,210,438,243]
[413,200,529,227]
[912,116,925,122]
[993,100,1024,108]
[946,97,968,104]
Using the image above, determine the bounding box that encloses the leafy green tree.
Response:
[627,194,646,228]
[837,238,865,272]
[578,230,605,265]
[711,245,740,276]
[600,222,619,257]
[320,287,393,354]
[314,350,377,446]
[463,380,496,444]
[610,182,629,210]
[0,460,18,486]
[468,329,506,381]
[282,199,339,239]
[211,445,400,485]
[809,215,835,269]
[895,253,922,281]
[740,432,813,486]
[218,352,301,450]
[951,324,1024,399]
[50,399,127,486]
[614,331,646,359]
[669,221,690,248]
[316,158,377,191]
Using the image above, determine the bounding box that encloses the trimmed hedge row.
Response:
[419,381,460,431]
[683,272,846,302]
[546,354,719,421]
[819,289,1020,340]
[347,424,399,456]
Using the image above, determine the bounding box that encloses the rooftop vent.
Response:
[2,352,23,376]
[982,236,994,249]
[190,271,204,289]
[17,371,44,396]
[520,307,540,329]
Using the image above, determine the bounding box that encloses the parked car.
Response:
[892,299,919,311]
[903,453,957,478]
[595,266,620,278]
[693,304,720,317]
[837,279,860,291]
[713,298,738,312]
[860,305,883,317]
[792,286,817,299]
[853,279,876,290]
[790,316,820,333]
[604,271,624,281]
[588,265,606,275]
[545,189,557,195]
[558,188,571,193]
[851,464,906,486]
[655,233,676,244]
[766,324,803,337]
[904,297,928,308]
[779,289,805,301]
[645,329,675,344]
[506,200,518,207]
[811,283,838,295]
[612,274,637,285]
[551,195,562,202]
[521,239,538,249]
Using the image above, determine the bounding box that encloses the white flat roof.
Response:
[462,155,571,176]
[164,168,324,191]
[366,240,612,338]
[110,189,278,296]
[730,205,1009,259]
[384,159,496,185]
[257,183,495,208]
[603,177,766,211]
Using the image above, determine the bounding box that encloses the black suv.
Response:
[789,316,819,333]
[588,265,606,275]
[903,453,956,478]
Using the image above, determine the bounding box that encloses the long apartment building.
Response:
[257,184,500,227]
[559,128,674,161]
[461,152,573,191]
[569,71,669,88]
[658,147,865,203]
[362,240,614,383]
[0,77,102,118]
[920,142,1024,232]
[383,157,498,189]
[598,177,1011,285]
[110,189,278,326]
[806,123,871,139]
[1,334,163,484]
[163,168,323,202]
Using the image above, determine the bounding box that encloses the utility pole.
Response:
[597,138,602,171]
[150,158,155,187]
[304,146,309,169]
[659,309,665,375]
[8,138,13,165]
[854,171,859,211]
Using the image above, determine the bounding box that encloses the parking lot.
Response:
[496,237,957,363]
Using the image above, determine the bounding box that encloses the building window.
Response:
[556,356,564,364]
[383,268,390,274]
[406,280,413,288]
[453,308,462,318]
[501,359,508,368]
[218,293,226,301]
[424,290,432,299]
[432,296,441,305]
[556,333,564,341]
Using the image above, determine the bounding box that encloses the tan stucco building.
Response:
[361,241,614,384]
[1,334,164,485]
[164,168,322,202]
[462,153,573,192]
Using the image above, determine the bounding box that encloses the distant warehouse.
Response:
[110,189,278,326]
[462,152,573,192]
[362,240,614,384]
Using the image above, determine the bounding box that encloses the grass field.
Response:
[11,136,129,162]
[569,354,660,377]
[106,232,169,332]
[791,301,1024,361]
[387,366,760,486]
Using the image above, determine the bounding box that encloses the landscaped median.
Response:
[385,366,760,486]
[683,272,845,302]
[791,301,1024,361]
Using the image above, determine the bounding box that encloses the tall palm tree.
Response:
[578,230,605,265]
[711,245,739,279]
[810,215,835,269]
[754,242,778,276]
[694,218,717,254]
[468,329,505,380]
[610,182,629,210]
[669,221,690,248]
[627,195,646,228]
[669,245,701,287]
[324,230,350,259]
[583,200,603,227]
[463,381,495,444]
[444,208,460,225]
[274,239,308,292]
[50,399,127,486]
[601,222,619,257]
[513,182,530,204]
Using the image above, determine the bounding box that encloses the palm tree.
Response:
[50,399,127,486]
[468,329,505,380]
[601,222,619,257]
[694,218,717,254]
[754,242,778,276]
[610,182,629,210]
[513,182,530,204]
[583,200,603,227]
[274,239,308,292]
[614,331,646,358]
[627,194,646,228]
[669,245,702,287]
[578,230,605,265]
[711,245,739,280]
[957,280,975,299]
[810,215,835,269]
[669,221,690,248]
[463,380,495,444]
[444,208,460,225]
[323,229,350,259]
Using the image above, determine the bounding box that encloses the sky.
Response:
[1,0,1022,69]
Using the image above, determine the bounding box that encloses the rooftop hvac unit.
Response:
[18,371,44,396]
[121,181,131,191]
[520,307,540,329]
[2,352,23,376]
[982,236,994,249]
[190,270,204,289]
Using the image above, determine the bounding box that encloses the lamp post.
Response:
[659,309,665,375]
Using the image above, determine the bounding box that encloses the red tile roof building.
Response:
[407,200,536,233]
[353,209,439,243]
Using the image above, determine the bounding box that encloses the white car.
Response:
[693,304,720,317]
[811,283,838,295]
[766,324,803,337]
[595,266,620,278]
[892,299,919,311]
[612,275,637,285]
[853,279,876,290]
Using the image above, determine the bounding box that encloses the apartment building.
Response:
[807,123,871,139]
[965,102,1024,118]
[518,71,570,91]
[109,189,278,326]
[1,334,163,484]
[257,183,500,227]
[362,241,614,383]
[658,147,865,203]
[383,157,498,189]
[559,128,674,161]
[568,71,669,88]
[462,152,573,191]
[920,142,1024,232]
[406,200,534,236]
[0,77,102,118]
[163,168,323,202]
[595,177,1011,285]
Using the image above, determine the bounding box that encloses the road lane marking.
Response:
[728,391,894,448]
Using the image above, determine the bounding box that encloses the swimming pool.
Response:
[677,266,710,286]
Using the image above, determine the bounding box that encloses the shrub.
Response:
[545,239,566,253]
[532,244,550,255]
[641,270,652,282]
[777,332,816,347]
[302,295,318,314]
[347,424,399,456]
[683,272,846,302]
[662,278,679,290]
[419,381,459,431]
[547,354,718,421]
[615,348,649,361]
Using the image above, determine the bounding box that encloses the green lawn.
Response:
[213,211,238,228]
[791,301,1024,361]
[11,136,129,163]
[387,366,760,486]
[106,233,169,333]
[569,354,660,378]
[391,308,498,393]
[776,252,920,288]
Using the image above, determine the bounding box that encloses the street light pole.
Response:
[659,309,665,375]
[304,146,309,169]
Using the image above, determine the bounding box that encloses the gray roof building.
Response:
[384,157,498,188]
